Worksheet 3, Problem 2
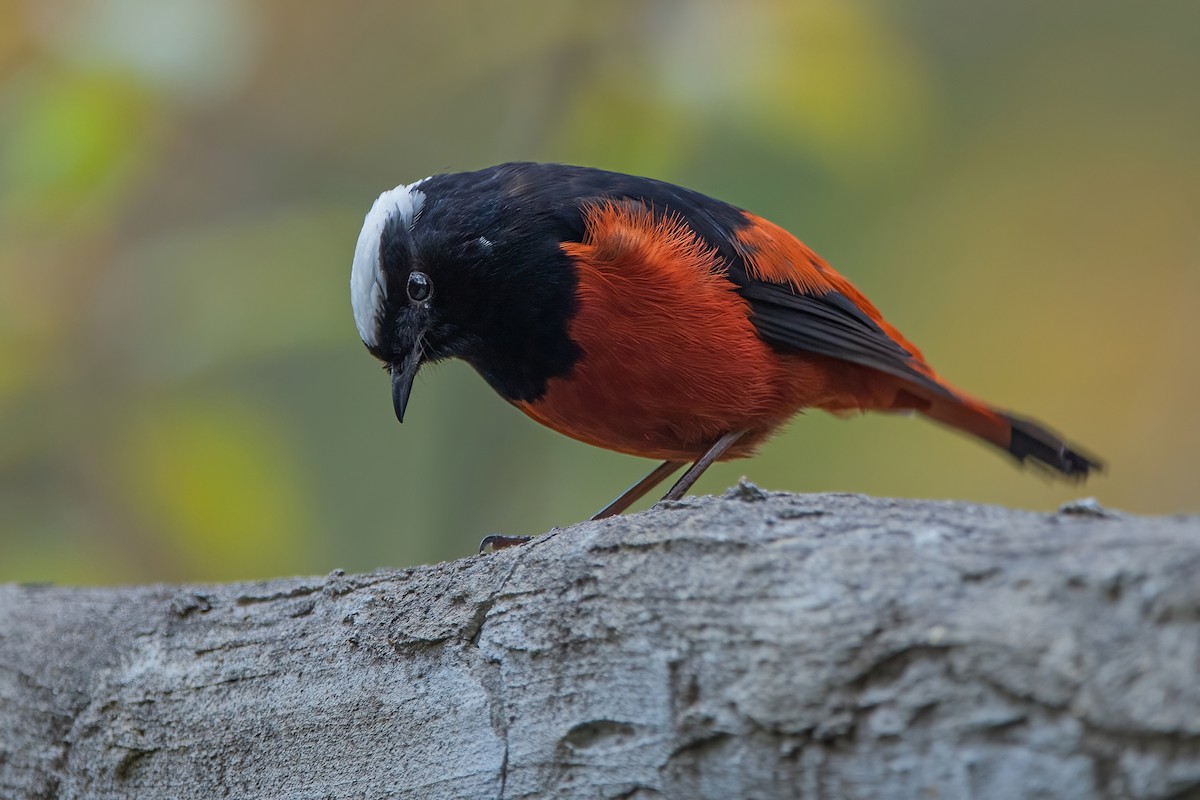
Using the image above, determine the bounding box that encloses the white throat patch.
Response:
[350,180,427,348]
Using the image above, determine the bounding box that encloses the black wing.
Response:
[727,264,955,400]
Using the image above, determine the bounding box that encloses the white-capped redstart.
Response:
[351,162,1100,525]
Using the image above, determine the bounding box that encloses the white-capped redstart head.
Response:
[351,162,1100,520]
[350,171,581,423]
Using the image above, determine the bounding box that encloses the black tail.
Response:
[907,383,1103,480]
[1004,413,1103,479]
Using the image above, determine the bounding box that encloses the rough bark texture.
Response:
[1,488,1198,800]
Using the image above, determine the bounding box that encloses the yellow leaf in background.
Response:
[651,0,935,174]
[116,397,317,581]
[1,71,158,228]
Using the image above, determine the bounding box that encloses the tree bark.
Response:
[2,488,1198,800]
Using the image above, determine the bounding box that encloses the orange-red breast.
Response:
[351,162,1101,520]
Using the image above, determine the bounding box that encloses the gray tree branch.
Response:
[2,488,1198,799]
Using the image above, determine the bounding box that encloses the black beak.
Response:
[390,341,422,423]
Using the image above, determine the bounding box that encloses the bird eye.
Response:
[406,271,432,303]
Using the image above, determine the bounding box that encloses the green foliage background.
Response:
[1,1,1196,584]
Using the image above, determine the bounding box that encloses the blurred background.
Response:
[1,0,1196,585]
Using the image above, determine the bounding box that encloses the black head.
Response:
[349,166,584,422]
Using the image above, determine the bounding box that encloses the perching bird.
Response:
[350,162,1100,527]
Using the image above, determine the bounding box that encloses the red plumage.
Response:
[520,201,1031,467]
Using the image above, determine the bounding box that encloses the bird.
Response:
[350,162,1100,536]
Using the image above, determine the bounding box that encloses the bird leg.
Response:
[482,430,745,553]
[482,460,685,553]
[591,459,686,520]
[660,429,748,502]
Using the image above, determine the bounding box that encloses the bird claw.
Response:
[478,534,533,554]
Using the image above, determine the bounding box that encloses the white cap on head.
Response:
[350,179,427,348]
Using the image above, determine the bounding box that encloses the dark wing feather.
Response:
[730,269,955,399]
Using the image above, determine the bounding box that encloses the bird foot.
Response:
[478,534,533,554]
